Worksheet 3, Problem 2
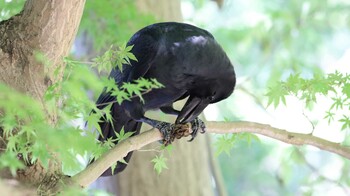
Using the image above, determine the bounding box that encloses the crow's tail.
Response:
[97,103,141,176]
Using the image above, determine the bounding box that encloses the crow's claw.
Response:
[173,123,191,139]
[188,118,206,142]
[156,122,174,146]
[156,122,192,146]
[156,119,205,145]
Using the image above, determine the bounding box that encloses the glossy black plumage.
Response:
[96,22,236,176]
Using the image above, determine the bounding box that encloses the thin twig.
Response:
[302,108,315,134]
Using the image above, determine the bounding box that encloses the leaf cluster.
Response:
[79,0,156,50]
[151,154,168,175]
[209,0,350,94]
[266,71,350,130]
[0,44,163,176]
[150,145,173,175]
[91,44,137,73]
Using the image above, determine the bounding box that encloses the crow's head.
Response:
[176,66,236,124]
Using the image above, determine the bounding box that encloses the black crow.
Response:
[95,22,236,176]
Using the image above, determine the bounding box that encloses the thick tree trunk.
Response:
[0,0,85,189]
[0,0,85,99]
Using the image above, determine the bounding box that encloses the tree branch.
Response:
[71,129,162,188]
[70,121,350,188]
[207,121,350,159]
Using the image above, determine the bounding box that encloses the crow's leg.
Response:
[144,104,207,143]
[124,102,178,145]
[136,117,177,146]
[155,121,175,146]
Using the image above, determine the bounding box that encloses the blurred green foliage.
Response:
[186,0,350,87]
[79,0,156,51]
[218,139,350,195]
[0,0,25,21]
[184,0,350,195]
[0,45,163,177]
[267,71,350,131]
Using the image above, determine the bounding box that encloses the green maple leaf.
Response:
[110,163,117,175]
[266,82,288,108]
[92,45,115,73]
[330,97,343,110]
[121,82,144,102]
[87,113,102,134]
[285,73,303,94]
[125,45,137,62]
[125,45,133,52]
[111,88,130,104]
[339,115,350,131]
[136,78,153,89]
[101,77,118,92]
[151,154,168,174]
[126,52,137,62]
[1,114,17,137]
[214,134,235,156]
[311,75,331,95]
[150,78,164,88]
[31,143,51,169]
[114,127,134,142]
[342,83,350,98]
[324,110,335,125]
[122,82,139,95]
[5,136,18,152]
[102,105,113,124]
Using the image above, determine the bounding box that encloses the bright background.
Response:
[1,0,350,195]
[181,0,350,195]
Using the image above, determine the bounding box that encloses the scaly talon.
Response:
[156,122,174,146]
[156,119,205,145]
[188,118,206,142]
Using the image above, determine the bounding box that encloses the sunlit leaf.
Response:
[214,134,235,156]
[339,115,350,131]
[266,82,288,108]
[151,154,168,174]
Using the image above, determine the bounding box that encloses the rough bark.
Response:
[0,0,85,100]
[0,0,86,190]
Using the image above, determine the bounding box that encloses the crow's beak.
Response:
[176,96,209,124]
